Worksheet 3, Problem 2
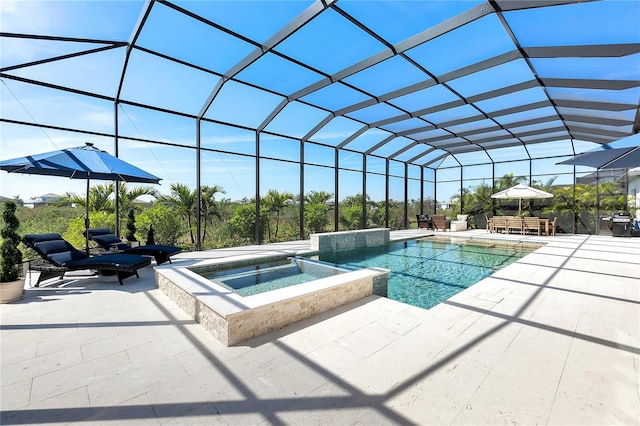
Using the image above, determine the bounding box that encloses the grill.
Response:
[611,212,632,237]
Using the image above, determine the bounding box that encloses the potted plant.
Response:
[125,208,139,247]
[1,200,25,303]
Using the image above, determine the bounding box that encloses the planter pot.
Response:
[128,241,140,248]
[0,278,25,303]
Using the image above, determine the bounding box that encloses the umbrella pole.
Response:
[518,198,522,216]
[85,178,90,255]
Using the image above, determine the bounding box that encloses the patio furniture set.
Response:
[416,214,468,232]
[487,216,556,236]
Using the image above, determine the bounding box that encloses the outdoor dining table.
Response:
[487,216,551,235]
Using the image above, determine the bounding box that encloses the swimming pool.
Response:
[312,237,537,310]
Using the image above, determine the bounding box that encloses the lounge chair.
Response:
[431,215,450,231]
[23,233,151,286]
[416,214,431,229]
[84,228,182,265]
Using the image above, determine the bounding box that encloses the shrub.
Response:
[1,201,23,282]
[146,225,155,245]
[125,209,137,242]
[136,204,184,246]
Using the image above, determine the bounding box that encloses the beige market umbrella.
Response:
[491,183,553,215]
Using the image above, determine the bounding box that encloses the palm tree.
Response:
[64,184,114,213]
[200,184,226,243]
[494,173,526,191]
[158,183,197,244]
[262,189,294,242]
[63,182,159,233]
[304,190,333,205]
[116,182,159,213]
[304,191,334,234]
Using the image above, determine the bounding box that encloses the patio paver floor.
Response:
[1,230,638,425]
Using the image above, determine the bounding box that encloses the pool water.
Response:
[202,258,342,297]
[314,238,536,310]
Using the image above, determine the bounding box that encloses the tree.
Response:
[460,181,494,228]
[158,183,197,244]
[339,193,369,230]
[64,184,114,213]
[136,204,184,246]
[262,189,294,242]
[494,173,527,191]
[304,191,333,234]
[229,203,260,243]
[200,184,226,244]
[304,190,333,205]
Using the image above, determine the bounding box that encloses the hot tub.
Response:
[155,253,388,346]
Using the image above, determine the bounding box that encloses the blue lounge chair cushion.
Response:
[85,228,182,264]
[92,234,129,251]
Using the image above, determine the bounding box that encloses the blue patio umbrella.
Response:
[556,145,640,170]
[0,143,161,252]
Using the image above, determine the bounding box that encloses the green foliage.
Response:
[63,182,159,235]
[304,202,330,234]
[386,199,404,230]
[125,209,137,241]
[229,203,261,242]
[63,212,116,249]
[339,204,362,230]
[17,205,80,235]
[136,204,184,246]
[1,201,23,282]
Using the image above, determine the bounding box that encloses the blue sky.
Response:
[1,0,639,203]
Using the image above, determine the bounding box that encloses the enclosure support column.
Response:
[114,102,121,239]
[404,162,409,229]
[420,167,425,215]
[362,155,367,229]
[459,166,464,215]
[334,148,339,232]
[196,118,202,251]
[491,162,496,214]
[433,171,438,215]
[385,159,390,227]
[256,131,262,244]
[595,169,600,236]
[300,141,305,239]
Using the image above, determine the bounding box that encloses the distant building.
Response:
[23,193,63,208]
[0,195,20,205]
